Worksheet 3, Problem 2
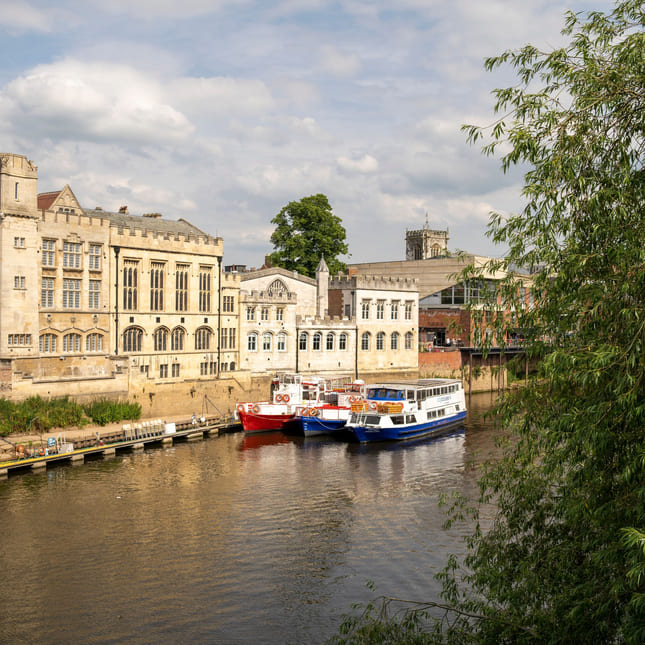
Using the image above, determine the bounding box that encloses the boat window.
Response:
[365,415,381,425]
[378,389,388,398]
[407,391,414,401]
[388,390,399,399]
[405,415,417,424]
[456,404,460,411]
[391,415,404,425]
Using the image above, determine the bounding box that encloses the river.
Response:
[0,392,500,645]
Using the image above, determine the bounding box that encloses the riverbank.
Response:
[0,414,211,463]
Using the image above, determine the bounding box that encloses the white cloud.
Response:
[3,60,194,144]
[337,154,378,173]
[317,44,362,78]
[0,0,52,32]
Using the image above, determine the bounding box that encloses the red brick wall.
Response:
[418,349,463,376]
[419,308,473,345]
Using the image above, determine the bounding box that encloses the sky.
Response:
[0,0,614,268]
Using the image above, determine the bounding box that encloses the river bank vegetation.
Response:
[329,1,645,642]
[0,397,142,436]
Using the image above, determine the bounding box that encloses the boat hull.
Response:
[348,410,467,443]
[238,409,295,433]
[299,416,347,437]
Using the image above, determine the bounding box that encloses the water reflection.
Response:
[0,393,500,644]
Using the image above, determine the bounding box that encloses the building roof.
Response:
[84,209,214,239]
[37,191,61,211]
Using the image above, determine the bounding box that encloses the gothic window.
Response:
[267,279,287,295]
[326,333,334,350]
[299,332,308,351]
[150,262,165,311]
[361,332,370,351]
[123,327,143,352]
[171,327,185,351]
[376,331,385,350]
[154,327,168,352]
[176,264,189,312]
[39,333,57,353]
[391,332,399,350]
[86,333,103,352]
[123,260,138,311]
[199,267,212,313]
[63,333,81,353]
[339,333,348,350]
[195,327,212,350]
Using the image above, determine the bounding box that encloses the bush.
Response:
[82,399,142,426]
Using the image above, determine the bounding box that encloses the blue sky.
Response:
[1,0,613,268]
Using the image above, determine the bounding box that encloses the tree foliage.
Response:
[329,1,645,642]
[269,193,349,277]
[446,1,645,642]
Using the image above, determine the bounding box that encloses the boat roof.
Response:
[367,379,462,390]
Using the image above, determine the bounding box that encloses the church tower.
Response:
[405,214,449,260]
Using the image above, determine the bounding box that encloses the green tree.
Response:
[269,194,349,277]
[329,1,645,642]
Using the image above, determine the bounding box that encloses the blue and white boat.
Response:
[345,379,466,443]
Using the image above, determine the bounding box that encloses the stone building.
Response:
[405,217,449,260]
[240,259,419,380]
[0,152,232,409]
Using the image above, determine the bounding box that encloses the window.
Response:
[227,328,236,349]
[42,240,56,266]
[63,242,81,268]
[176,264,189,312]
[123,260,138,310]
[89,244,102,270]
[361,332,370,350]
[246,306,255,321]
[221,327,236,350]
[123,327,142,352]
[13,276,25,289]
[195,327,212,350]
[391,301,399,320]
[277,332,286,351]
[405,331,414,350]
[247,332,258,352]
[376,331,385,350]
[14,237,25,248]
[267,279,287,295]
[63,333,81,353]
[405,302,413,320]
[150,262,165,311]
[63,278,81,309]
[376,302,384,319]
[154,327,168,352]
[171,327,185,351]
[299,332,308,351]
[339,333,347,351]
[262,332,272,351]
[172,364,180,377]
[391,332,399,350]
[86,333,103,352]
[160,364,168,378]
[222,295,235,312]
[313,332,322,351]
[326,333,334,351]
[41,278,54,307]
[361,301,370,319]
[89,280,100,309]
[276,307,284,322]
[8,334,31,346]
[199,267,212,312]
[261,308,269,321]
[39,333,57,353]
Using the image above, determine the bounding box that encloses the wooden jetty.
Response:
[0,416,241,478]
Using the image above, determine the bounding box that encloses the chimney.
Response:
[119,205,129,214]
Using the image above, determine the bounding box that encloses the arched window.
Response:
[154,327,168,352]
[262,332,273,351]
[247,332,258,352]
[391,332,399,350]
[123,327,142,353]
[86,333,103,352]
[171,327,185,351]
[277,332,287,352]
[39,333,57,353]
[299,332,308,351]
[405,331,414,350]
[195,327,212,350]
[63,333,81,353]
[361,332,370,351]
[339,333,348,351]
[267,279,287,295]
[376,331,385,350]
[313,332,322,351]
[326,332,334,351]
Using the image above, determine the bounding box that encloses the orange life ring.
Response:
[236,403,244,412]
[311,408,320,417]
[276,393,283,402]
[38,447,45,456]
[16,444,25,454]
[252,404,261,414]
[283,394,290,403]
[301,408,309,417]
[349,395,356,403]
[370,402,377,410]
